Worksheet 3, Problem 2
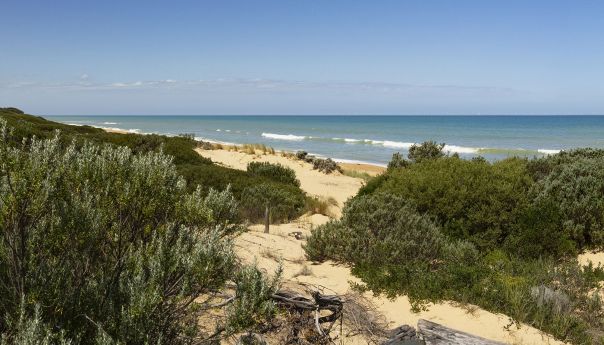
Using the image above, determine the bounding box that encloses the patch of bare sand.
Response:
[199,148,564,344]
[578,251,604,268]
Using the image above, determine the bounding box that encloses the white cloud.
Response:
[0,77,518,96]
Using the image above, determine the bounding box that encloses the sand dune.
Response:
[198,148,566,345]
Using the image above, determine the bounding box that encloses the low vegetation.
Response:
[294,151,342,174]
[247,161,300,187]
[307,142,604,344]
[0,108,306,226]
[341,169,373,181]
[304,195,338,217]
[0,120,278,343]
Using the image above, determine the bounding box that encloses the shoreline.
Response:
[103,126,387,174]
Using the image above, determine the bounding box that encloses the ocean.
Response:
[47,115,604,166]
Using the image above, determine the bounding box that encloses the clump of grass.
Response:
[260,248,282,262]
[342,169,372,182]
[305,195,338,217]
[281,151,296,159]
[289,256,307,265]
[239,143,276,155]
[292,265,313,278]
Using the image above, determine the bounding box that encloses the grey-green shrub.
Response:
[247,161,300,187]
[0,124,273,344]
[304,193,477,305]
[530,154,604,248]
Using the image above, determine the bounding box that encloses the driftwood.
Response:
[417,319,506,345]
[271,290,343,344]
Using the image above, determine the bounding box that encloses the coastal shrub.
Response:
[367,157,533,251]
[295,150,308,160]
[0,127,276,343]
[530,153,604,249]
[407,140,445,163]
[386,152,408,170]
[312,157,342,174]
[504,198,577,258]
[305,194,604,344]
[247,161,300,187]
[0,109,307,226]
[241,183,305,231]
[304,193,478,305]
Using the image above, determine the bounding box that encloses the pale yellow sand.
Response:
[578,251,604,268]
[199,148,565,345]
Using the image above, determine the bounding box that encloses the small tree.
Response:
[387,152,408,170]
[242,184,293,233]
[407,141,445,163]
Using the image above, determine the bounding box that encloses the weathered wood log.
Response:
[417,319,506,345]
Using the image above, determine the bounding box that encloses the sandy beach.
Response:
[198,147,567,345]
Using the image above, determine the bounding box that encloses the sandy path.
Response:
[199,148,565,345]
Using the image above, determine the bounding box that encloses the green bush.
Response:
[305,193,478,305]
[530,152,604,249]
[386,152,409,170]
[247,161,300,187]
[241,183,305,230]
[368,157,533,251]
[0,127,275,344]
[312,158,341,174]
[304,194,604,344]
[407,141,445,163]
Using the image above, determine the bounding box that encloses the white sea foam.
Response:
[443,145,480,154]
[538,149,561,155]
[102,122,119,125]
[94,125,140,133]
[262,132,306,141]
[333,158,387,167]
[369,140,414,149]
[195,137,237,146]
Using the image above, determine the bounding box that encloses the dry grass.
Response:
[305,196,338,217]
[238,143,275,155]
[260,248,282,262]
[341,292,390,343]
[342,169,373,182]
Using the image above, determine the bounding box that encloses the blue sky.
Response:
[1,0,603,115]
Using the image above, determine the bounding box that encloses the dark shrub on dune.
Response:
[247,161,300,187]
[407,140,446,163]
[366,157,533,251]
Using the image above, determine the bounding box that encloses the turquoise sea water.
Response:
[47,116,604,166]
